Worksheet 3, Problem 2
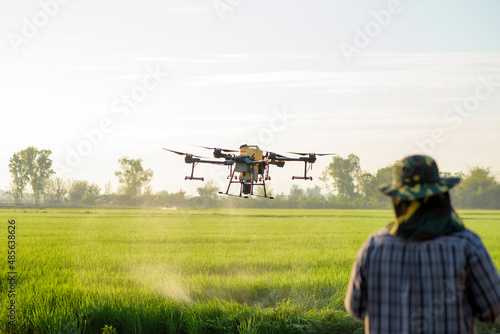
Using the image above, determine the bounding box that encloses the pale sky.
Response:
[1,0,500,196]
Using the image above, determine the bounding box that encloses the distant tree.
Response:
[139,185,155,206]
[45,177,68,204]
[81,193,97,206]
[306,185,322,198]
[143,185,154,196]
[482,184,500,209]
[153,189,187,208]
[288,184,305,201]
[254,184,274,198]
[196,181,219,200]
[374,165,394,186]
[88,183,100,198]
[0,189,14,202]
[171,189,187,204]
[69,180,100,204]
[8,153,27,204]
[69,180,88,203]
[9,147,55,206]
[372,164,395,203]
[114,157,153,204]
[455,166,496,208]
[459,167,496,191]
[104,181,113,195]
[320,154,361,199]
[358,172,377,202]
[195,181,220,207]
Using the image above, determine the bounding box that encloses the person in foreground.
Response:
[344,154,500,334]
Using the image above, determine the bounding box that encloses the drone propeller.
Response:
[275,153,290,158]
[196,145,239,153]
[288,152,336,156]
[162,148,206,158]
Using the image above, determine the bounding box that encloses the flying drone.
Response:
[163,145,334,199]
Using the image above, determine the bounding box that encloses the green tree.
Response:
[8,153,27,204]
[320,154,361,199]
[254,184,274,198]
[114,157,153,204]
[374,165,394,186]
[306,185,322,198]
[196,181,219,200]
[10,147,55,206]
[69,180,100,204]
[153,189,187,208]
[288,184,305,201]
[455,166,496,208]
[372,164,395,203]
[459,167,495,191]
[81,193,97,206]
[45,177,68,204]
[195,181,220,207]
[104,181,113,195]
[69,180,89,203]
[482,184,500,209]
[171,189,187,205]
[352,163,395,207]
[357,172,377,202]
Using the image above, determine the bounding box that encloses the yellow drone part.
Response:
[239,145,263,160]
[236,145,263,181]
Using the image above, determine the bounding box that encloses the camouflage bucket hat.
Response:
[378,155,460,201]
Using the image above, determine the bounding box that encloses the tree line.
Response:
[319,154,500,210]
[7,147,153,207]
[4,147,500,209]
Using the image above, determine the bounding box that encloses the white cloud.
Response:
[157,53,500,92]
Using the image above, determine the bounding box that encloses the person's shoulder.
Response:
[437,228,488,253]
[444,228,482,244]
[367,228,393,245]
[456,228,489,250]
[370,228,390,239]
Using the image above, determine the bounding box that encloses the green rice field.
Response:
[1,209,499,333]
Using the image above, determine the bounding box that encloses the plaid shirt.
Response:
[345,228,500,334]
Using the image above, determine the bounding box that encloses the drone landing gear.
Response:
[185,162,204,181]
[248,193,274,200]
[186,176,204,181]
[218,192,249,199]
[218,181,274,199]
[292,161,314,181]
[218,165,274,199]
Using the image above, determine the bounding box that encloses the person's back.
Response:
[345,155,500,334]
[347,228,500,333]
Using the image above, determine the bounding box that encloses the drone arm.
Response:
[183,159,233,181]
[186,158,234,166]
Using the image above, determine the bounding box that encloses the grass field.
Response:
[1,209,499,333]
